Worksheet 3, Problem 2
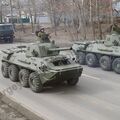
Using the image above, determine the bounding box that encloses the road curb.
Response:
[0,93,44,120]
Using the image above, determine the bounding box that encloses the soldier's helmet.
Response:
[40,28,45,33]
[35,28,45,37]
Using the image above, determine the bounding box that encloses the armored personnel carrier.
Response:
[72,33,120,74]
[1,43,83,93]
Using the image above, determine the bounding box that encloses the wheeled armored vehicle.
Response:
[0,24,14,43]
[72,33,120,74]
[1,43,83,93]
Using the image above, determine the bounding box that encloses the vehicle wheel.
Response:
[29,72,43,93]
[1,62,9,78]
[86,53,98,67]
[8,65,19,82]
[67,78,79,86]
[100,56,112,71]
[112,58,120,74]
[77,52,86,65]
[19,69,30,87]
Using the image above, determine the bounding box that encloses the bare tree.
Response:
[17,0,25,33]
[26,0,34,33]
[46,0,64,35]
[0,0,3,23]
[96,0,102,39]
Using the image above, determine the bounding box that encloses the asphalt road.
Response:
[0,44,120,120]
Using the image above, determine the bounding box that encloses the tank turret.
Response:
[104,34,120,47]
[26,43,59,58]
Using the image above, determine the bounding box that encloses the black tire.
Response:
[67,78,79,86]
[19,69,30,87]
[77,52,86,65]
[1,62,9,78]
[112,58,120,74]
[86,53,98,67]
[100,56,112,71]
[8,65,19,82]
[29,72,43,93]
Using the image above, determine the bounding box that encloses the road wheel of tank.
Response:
[29,72,43,93]
[8,65,19,82]
[100,56,112,71]
[19,69,30,87]
[77,52,86,65]
[67,78,79,86]
[112,58,120,74]
[86,53,98,67]
[1,62,9,78]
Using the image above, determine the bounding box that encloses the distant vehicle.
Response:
[72,33,120,74]
[0,24,14,43]
[1,43,83,93]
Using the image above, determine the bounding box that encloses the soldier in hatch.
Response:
[36,28,50,43]
[110,23,120,34]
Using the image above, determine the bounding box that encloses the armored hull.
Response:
[1,43,83,93]
[72,34,120,74]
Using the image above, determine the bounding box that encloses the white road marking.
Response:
[82,74,101,80]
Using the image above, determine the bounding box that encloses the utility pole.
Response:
[10,0,13,25]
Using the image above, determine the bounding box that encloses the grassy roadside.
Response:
[0,93,28,120]
[0,93,44,120]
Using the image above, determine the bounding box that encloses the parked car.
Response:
[0,23,14,43]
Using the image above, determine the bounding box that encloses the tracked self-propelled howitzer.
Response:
[1,43,83,93]
[72,33,120,74]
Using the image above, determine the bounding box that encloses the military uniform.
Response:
[37,31,50,43]
[111,24,120,34]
